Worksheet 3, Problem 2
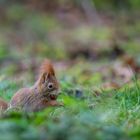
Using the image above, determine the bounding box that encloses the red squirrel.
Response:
[0,59,62,112]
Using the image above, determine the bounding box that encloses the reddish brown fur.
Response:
[40,59,55,76]
[38,59,59,93]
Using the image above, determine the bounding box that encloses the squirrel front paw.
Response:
[48,100,64,107]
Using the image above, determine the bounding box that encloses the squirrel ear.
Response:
[39,72,53,85]
[40,59,55,76]
[39,73,47,84]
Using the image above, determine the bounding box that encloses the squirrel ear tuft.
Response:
[40,59,55,76]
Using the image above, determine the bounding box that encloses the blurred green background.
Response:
[0,0,140,140]
[0,0,140,84]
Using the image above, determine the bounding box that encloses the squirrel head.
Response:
[37,59,59,100]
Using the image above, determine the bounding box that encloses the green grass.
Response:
[0,79,140,140]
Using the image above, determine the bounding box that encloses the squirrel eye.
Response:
[48,83,53,89]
